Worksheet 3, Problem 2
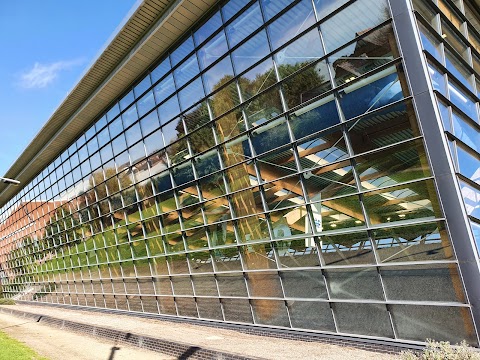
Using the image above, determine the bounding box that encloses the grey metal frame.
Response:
[388,0,480,343]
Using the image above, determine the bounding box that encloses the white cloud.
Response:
[18,59,84,89]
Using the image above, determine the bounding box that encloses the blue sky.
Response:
[0,0,137,176]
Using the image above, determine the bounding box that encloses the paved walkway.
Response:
[0,304,400,359]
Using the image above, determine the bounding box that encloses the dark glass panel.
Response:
[268,0,316,50]
[252,300,290,327]
[232,30,270,74]
[326,268,384,300]
[391,305,477,345]
[176,297,198,318]
[192,275,218,296]
[281,270,327,299]
[333,302,394,338]
[276,238,320,268]
[288,300,336,331]
[251,118,290,155]
[321,231,375,266]
[226,2,263,48]
[172,276,193,295]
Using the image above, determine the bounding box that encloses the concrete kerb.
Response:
[0,306,259,360]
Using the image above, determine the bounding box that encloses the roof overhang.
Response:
[0,0,217,207]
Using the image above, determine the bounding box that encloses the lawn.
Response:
[0,331,48,360]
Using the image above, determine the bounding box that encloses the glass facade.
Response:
[0,0,478,346]
[413,0,480,253]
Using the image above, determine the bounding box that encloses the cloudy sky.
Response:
[0,0,136,176]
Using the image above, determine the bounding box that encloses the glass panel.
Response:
[356,139,431,191]
[251,300,290,327]
[460,181,480,219]
[363,179,442,225]
[391,305,477,345]
[333,302,394,338]
[171,36,195,67]
[288,300,336,331]
[321,0,390,54]
[198,31,229,70]
[178,78,205,111]
[232,30,270,74]
[226,2,263,48]
[238,58,276,101]
[418,22,443,62]
[275,29,324,79]
[283,61,331,110]
[136,90,155,118]
[374,221,454,263]
[268,0,316,50]
[158,96,181,124]
[339,66,405,121]
[194,11,223,46]
[457,145,480,184]
[134,75,152,98]
[330,24,397,87]
[154,74,176,105]
[174,54,200,89]
[326,268,384,300]
[382,263,466,303]
[261,0,295,21]
[281,270,327,298]
[151,58,171,84]
[222,298,253,323]
[448,80,478,122]
[452,110,480,152]
[222,0,250,22]
[313,0,349,20]
[202,56,234,94]
[321,231,375,265]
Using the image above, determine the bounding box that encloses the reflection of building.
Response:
[0,0,479,349]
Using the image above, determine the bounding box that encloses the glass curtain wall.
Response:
[0,0,476,344]
[412,0,480,252]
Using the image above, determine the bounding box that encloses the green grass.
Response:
[0,331,48,360]
[0,299,15,305]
